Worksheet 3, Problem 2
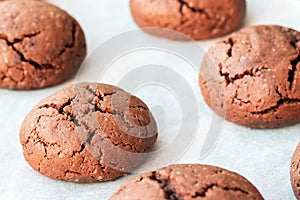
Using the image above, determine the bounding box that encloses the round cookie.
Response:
[291,144,300,199]
[110,164,263,200]
[130,0,246,40]
[199,25,300,128]
[0,0,86,90]
[19,82,158,183]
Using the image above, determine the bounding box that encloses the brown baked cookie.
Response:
[110,164,263,200]
[19,82,158,183]
[290,144,300,199]
[0,0,86,90]
[130,0,246,40]
[199,25,300,128]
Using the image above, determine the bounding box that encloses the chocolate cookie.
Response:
[110,164,263,200]
[290,144,300,199]
[19,82,158,183]
[130,0,246,40]
[0,0,86,90]
[200,25,300,128]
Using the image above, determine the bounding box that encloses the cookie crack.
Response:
[225,38,234,57]
[34,135,61,151]
[86,130,96,145]
[288,55,300,90]
[233,92,251,105]
[290,40,298,49]
[103,134,136,151]
[0,72,18,84]
[251,98,300,115]
[12,31,41,43]
[85,85,117,101]
[64,170,82,176]
[39,98,117,134]
[219,38,270,86]
[39,98,74,117]
[0,35,56,70]
[129,105,148,111]
[287,29,300,49]
[38,99,85,133]
[178,0,210,19]
[24,115,62,162]
[38,97,143,152]
[85,85,148,133]
[57,22,77,57]
[220,63,269,86]
[192,184,252,198]
[38,85,152,154]
[11,44,54,69]
[39,140,48,159]
[150,171,180,200]
[5,65,26,82]
[227,68,255,84]
[86,90,135,129]
[71,143,86,158]
[98,148,103,163]
[249,87,300,114]
[0,31,63,71]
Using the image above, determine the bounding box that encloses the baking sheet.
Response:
[1,0,300,199]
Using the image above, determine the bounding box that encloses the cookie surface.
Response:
[291,144,300,199]
[130,0,246,40]
[200,25,300,128]
[19,82,158,183]
[0,0,86,89]
[110,164,263,200]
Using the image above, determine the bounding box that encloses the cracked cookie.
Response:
[19,82,158,183]
[110,164,263,200]
[0,0,86,90]
[290,144,300,199]
[200,25,300,128]
[129,0,246,40]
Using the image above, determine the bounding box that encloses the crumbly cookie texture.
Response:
[130,0,246,40]
[0,0,86,90]
[20,82,158,183]
[110,164,264,200]
[291,144,300,199]
[200,25,300,128]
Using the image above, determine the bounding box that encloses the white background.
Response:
[1,0,300,199]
